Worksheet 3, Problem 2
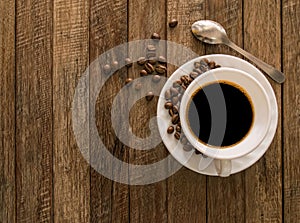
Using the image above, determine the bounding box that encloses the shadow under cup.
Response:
[180,67,271,160]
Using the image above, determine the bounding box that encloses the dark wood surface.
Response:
[1,0,299,222]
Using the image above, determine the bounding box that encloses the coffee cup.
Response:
[180,67,271,177]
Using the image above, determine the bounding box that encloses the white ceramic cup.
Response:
[180,67,271,177]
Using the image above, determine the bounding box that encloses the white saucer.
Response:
[157,54,278,176]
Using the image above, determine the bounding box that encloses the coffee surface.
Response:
[187,81,253,147]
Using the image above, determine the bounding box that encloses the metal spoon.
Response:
[191,20,285,83]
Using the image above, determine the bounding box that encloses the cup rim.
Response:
[179,67,271,160]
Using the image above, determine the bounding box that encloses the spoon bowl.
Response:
[191,20,285,83]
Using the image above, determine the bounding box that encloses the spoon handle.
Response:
[226,41,285,83]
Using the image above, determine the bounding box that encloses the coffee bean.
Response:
[195,149,202,155]
[112,61,119,69]
[180,85,187,91]
[194,61,201,68]
[146,51,156,58]
[140,69,148,76]
[165,89,171,100]
[208,61,216,69]
[103,64,111,74]
[167,126,174,134]
[193,68,203,74]
[152,74,161,83]
[170,87,179,96]
[169,19,178,28]
[202,58,209,64]
[151,33,161,40]
[173,81,181,88]
[164,102,173,109]
[189,71,198,79]
[172,105,179,114]
[148,57,157,65]
[125,57,133,67]
[174,132,181,140]
[200,64,209,72]
[145,62,155,74]
[155,65,167,74]
[146,92,154,101]
[171,114,179,124]
[137,57,146,65]
[125,78,133,85]
[183,144,193,152]
[215,64,221,68]
[147,44,156,51]
[176,125,181,133]
[180,136,188,145]
[135,82,142,90]
[158,56,166,64]
[169,108,174,117]
[172,96,179,105]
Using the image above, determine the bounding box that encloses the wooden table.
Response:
[1,0,299,222]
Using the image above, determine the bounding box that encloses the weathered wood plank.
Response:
[128,0,168,222]
[0,0,15,222]
[15,0,53,222]
[283,0,300,222]
[89,0,129,222]
[166,0,207,222]
[205,1,245,222]
[53,0,90,222]
[244,0,282,222]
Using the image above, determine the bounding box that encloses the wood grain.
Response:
[128,0,168,222]
[166,0,207,222]
[0,0,15,222]
[53,0,90,222]
[89,0,129,222]
[283,0,300,222]
[205,1,245,222]
[244,0,283,222]
[15,0,53,222]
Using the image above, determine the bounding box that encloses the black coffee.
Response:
[187,81,254,147]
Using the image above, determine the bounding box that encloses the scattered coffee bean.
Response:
[164,102,173,109]
[146,92,154,101]
[174,132,181,140]
[215,64,221,68]
[137,57,147,65]
[171,114,179,124]
[155,64,167,74]
[125,57,133,67]
[202,58,209,64]
[176,125,181,133]
[135,82,142,90]
[165,89,171,100]
[208,61,216,69]
[173,81,181,88]
[158,56,167,64]
[169,108,174,117]
[200,64,209,72]
[184,144,194,152]
[125,78,133,85]
[145,62,155,74]
[152,74,161,83]
[169,19,178,28]
[148,57,157,65]
[167,126,174,134]
[195,149,202,155]
[112,61,119,69]
[147,44,156,51]
[172,105,179,114]
[170,87,179,96]
[193,68,202,74]
[151,32,161,40]
[146,51,156,58]
[189,71,199,79]
[140,69,148,76]
[194,61,201,69]
[180,136,188,145]
[103,64,111,74]
[171,96,179,105]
